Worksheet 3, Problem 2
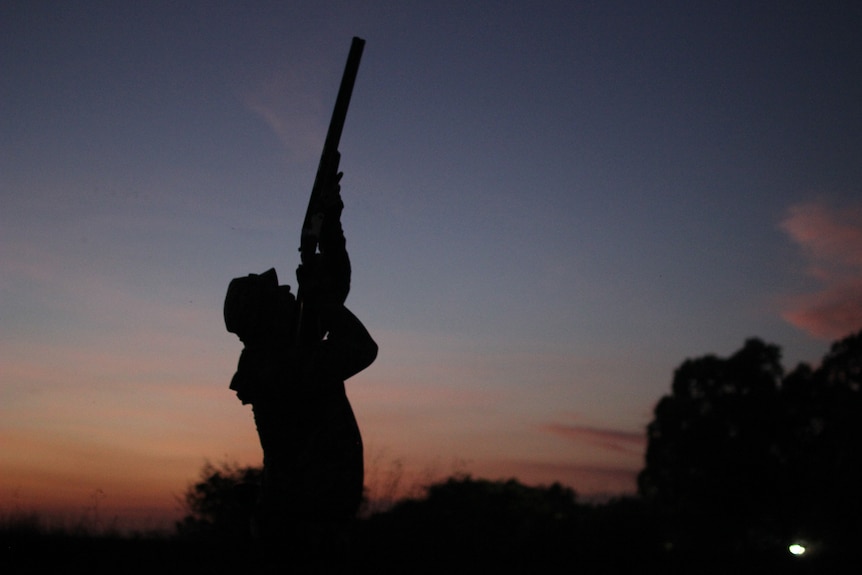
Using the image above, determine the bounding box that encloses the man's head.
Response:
[224,268,295,344]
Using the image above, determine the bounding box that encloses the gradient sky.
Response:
[3,1,861,530]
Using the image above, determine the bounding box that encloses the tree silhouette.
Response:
[638,331,862,552]
[778,331,862,547]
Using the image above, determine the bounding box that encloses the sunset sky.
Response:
[3,1,861,530]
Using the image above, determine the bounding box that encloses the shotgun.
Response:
[296,37,365,341]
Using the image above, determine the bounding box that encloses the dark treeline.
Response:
[4,330,861,573]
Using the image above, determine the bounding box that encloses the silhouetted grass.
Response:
[2,491,849,575]
[1,512,249,575]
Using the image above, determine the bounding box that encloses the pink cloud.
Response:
[242,61,329,162]
[780,200,862,340]
[542,422,645,454]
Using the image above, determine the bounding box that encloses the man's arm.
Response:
[319,304,377,381]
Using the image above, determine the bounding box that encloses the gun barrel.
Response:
[300,37,365,260]
[323,37,365,158]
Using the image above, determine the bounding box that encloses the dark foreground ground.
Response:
[1,521,851,575]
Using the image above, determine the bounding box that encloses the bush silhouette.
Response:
[176,462,261,539]
[360,475,584,570]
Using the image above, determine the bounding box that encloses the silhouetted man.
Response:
[223,180,376,563]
